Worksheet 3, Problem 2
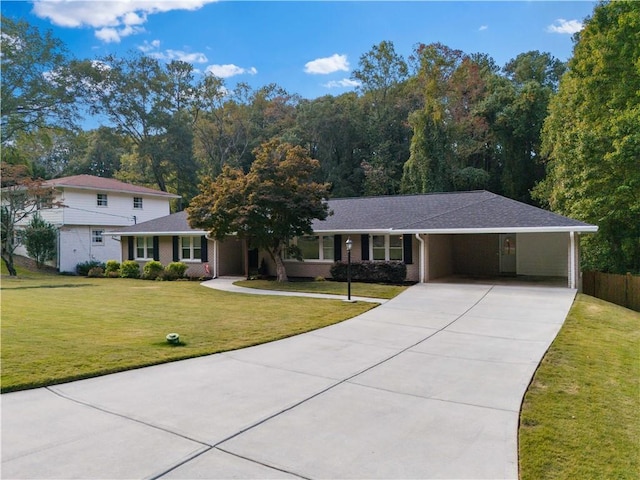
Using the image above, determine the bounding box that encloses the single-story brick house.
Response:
[107,191,598,288]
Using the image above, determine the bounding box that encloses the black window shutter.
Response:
[361,234,369,261]
[201,235,208,262]
[128,237,134,260]
[333,234,342,261]
[172,236,179,261]
[153,236,160,261]
[403,234,413,264]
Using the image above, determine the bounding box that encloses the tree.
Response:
[534,1,640,273]
[188,139,330,282]
[23,213,57,268]
[1,16,78,146]
[1,163,56,276]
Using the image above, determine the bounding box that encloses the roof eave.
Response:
[313,226,598,234]
[53,184,181,198]
[105,230,208,236]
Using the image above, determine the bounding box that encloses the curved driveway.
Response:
[2,280,576,479]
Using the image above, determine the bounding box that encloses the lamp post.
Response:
[345,237,353,302]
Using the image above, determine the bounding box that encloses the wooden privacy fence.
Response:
[582,271,640,312]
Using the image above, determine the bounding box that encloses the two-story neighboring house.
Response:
[15,175,179,273]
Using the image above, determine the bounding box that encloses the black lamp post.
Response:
[346,237,353,301]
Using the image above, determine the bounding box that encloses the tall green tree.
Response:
[353,41,413,195]
[1,16,78,146]
[24,213,57,268]
[188,139,330,282]
[534,1,640,273]
[76,55,199,204]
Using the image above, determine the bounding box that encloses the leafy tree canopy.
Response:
[534,1,640,273]
[187,139,330,281]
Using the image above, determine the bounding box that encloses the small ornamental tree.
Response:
[1,163,57,276]
[23,213,57,268]
[188,139,331,282]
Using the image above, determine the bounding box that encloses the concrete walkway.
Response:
[1,281,576,479]
[200,276,389,303]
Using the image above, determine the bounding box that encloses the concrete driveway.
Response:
[1,281,576,479]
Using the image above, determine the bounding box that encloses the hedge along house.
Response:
[108,191,597,288]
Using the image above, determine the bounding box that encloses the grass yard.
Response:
[519,294,640,479]
[1,272,374,393]
[235,278,407,299]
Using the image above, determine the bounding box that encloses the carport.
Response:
[414,229,589,288]
[313,191,598,289]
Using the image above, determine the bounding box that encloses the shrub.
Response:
[143,260,164,280]
[161,262,187,281]
[105,260,121,275]
[106,271,120,278]
[120,260,141,279]
[87,267,104,278]
[330,261,407,284]
[76,260,105,277]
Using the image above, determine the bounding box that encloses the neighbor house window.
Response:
[371,235,403,261]
[288,235,334,261]
[92,229,104,245]
[135,236,154,259]
[181,236,201,261]
[133,197,143,209]
[97,194,108,207]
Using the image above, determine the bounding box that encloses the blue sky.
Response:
[2,1,598,99]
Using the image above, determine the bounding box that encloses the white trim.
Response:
[569,231,577,289]
[104,230,208,236]
[314,226,598,234]
[415,233,425,283]
[50,184,180,198]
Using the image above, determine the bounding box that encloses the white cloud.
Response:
[32,0,218,41]
[479,25,488,31]
[323,78,360,89]
[205,64,258,78]
[138,40,208,63]
[546,19,583,34]
[304,54,349,75]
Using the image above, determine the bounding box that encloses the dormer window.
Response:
[133,197,143,209]
[97,194,108,207]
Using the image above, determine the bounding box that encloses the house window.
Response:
[181,236,201,261]
[92,229,104,245]
[371,235,403,261]
[97,194,108,207]
[133,197,143,209]
[135,236,154,259]
[288,235,334,261]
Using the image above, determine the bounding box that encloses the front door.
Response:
[499,234,517,274]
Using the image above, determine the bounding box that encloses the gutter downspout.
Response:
[415,233,425,283]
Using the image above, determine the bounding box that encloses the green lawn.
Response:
[1,273,374,392]
[519,294,640,479]
[235,279,407,299]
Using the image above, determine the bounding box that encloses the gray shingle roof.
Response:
[107,211,205,235]
[313,191,596,233]
[108,191,597,236]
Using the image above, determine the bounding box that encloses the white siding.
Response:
[517,232,568,277]
[57,189,171,226]
[58,226,123,273]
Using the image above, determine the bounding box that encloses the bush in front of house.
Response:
[105,260,121,278]
[88,266,104,278]
[161,261,188,281]
[120,260,141,279]
[76,260,106,276]
[143,260,164,280]
[330,261,407,284]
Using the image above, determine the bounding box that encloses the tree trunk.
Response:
[2,253,17,276]
[273,253,288,283]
